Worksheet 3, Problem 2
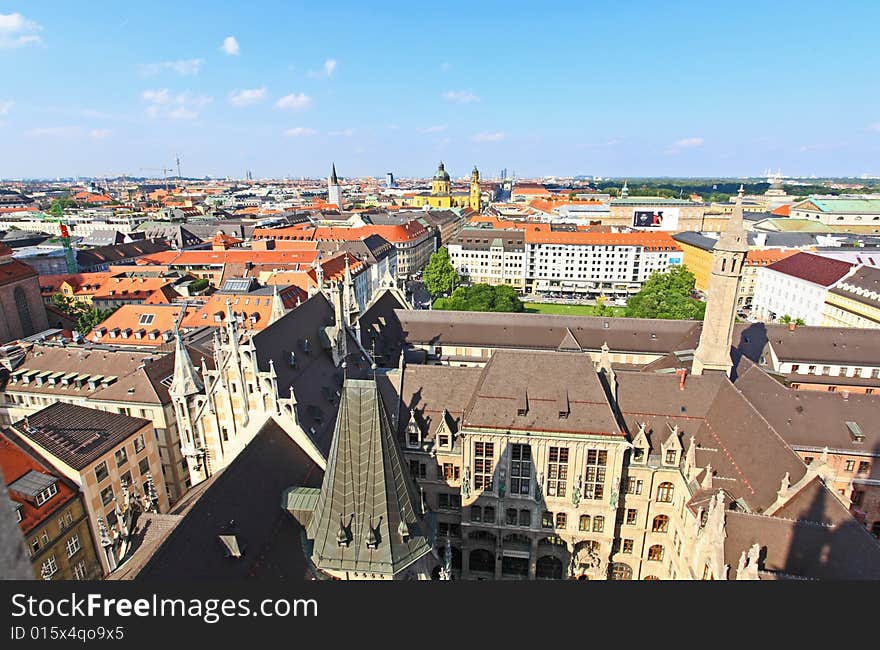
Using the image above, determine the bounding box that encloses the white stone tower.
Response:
[692,186,748,377]
[327,163,343,209]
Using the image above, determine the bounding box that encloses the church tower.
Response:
[431,161,451,196]
[692,186,749,377]
[169,331,204,471]
[327,163,343,209]
[469,165,481,212]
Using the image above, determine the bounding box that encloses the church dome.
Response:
[433,161,450,181]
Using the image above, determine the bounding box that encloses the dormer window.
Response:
[665,449,678,464]
[406,411,422,449]
[633,447,645,462]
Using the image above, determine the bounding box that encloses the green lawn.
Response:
[524,302,627,317]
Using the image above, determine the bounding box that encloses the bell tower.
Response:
[469,165,481,211]
[692,186,748,377]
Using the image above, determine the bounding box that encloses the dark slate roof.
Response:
[76,238,172,269]
[316,234,394,265]
[462,349,622,437]
[359,290,410,368]
[764,251,853,287]
[13,402,149,470]
[123,418,322,580]
[828,264,880,308]
[733,359,879,453]
[397,309,701,355]
[734,321,880,366]
[724,503,880,580]
[615,369,807,512]
[251,292,369,455]
[450,229,525,251]
[306,378,431,577]
[390,364,484,444]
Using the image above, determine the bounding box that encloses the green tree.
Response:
[433,284,524,313]
[592,296,617,317]
[779,315,805,326]
[49,293,117,333]
[423,247,460,298]
[625,265,706,320]
[47,195,75,218]
[77,307,116,333]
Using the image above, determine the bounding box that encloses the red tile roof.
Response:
[0,430,78,535]
[766,252,853,286]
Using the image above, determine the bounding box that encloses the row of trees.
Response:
[422,247,705,320]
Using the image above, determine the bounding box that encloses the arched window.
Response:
[652,515,669,533]
[721,258,727,272]
[647,544,664,561]
[643,575,660,581]
[579,515,591,531]
[608,562,632,581]
[657,482,674,503]
[14,287,34,336]
[592,516,604,532]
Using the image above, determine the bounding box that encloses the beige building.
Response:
[9,402,169,575]
[607,198,706,232]
[0,344,191,503]
[446,229,526,291]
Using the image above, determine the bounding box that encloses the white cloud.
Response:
[285,127,317,137]
[308,59,337,78]
[673,137,704,148]
[142,89,212,119]
[666,136,704,154]
[221,36,240,56]
[868,122,880,133]
[139,58,204,76]
[328,128,355,137]
[419,125,447,133]
[24,126,82,138]
[0,100,12,116]
[443,90,479,104]
[0,13,42,49]
[472,131,504,142]
[228,87,267,107]
[275,92,312,111]
[90,128,112,139]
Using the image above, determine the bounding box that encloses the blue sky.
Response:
[1,1,879,180]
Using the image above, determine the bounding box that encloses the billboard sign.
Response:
[632,207,679,230]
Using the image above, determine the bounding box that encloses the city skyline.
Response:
[1,1,879,179]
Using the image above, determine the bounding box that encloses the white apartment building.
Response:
[752,252,854,325]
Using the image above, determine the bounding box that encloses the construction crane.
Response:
[41,211,77,273]
[140,167,174,192]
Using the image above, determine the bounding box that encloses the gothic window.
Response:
[14,287,35,336]
[652,515,670,533]
[555,513,567,529]
[656,482,674,503]
[473,442,494,491]
[542,511,553,529]
[609,562,633,581]
[579,515,591,531]
[509,443,531,495]
[506,508,518,526]
[647,545,664,561]
[592,516,605,532]
[519,510,531,527]
[547,447,568,497]
[483,506,495,523]
[470,506,482,522]
[584,449,607,500]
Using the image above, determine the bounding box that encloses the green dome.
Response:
[433,161,450,181]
